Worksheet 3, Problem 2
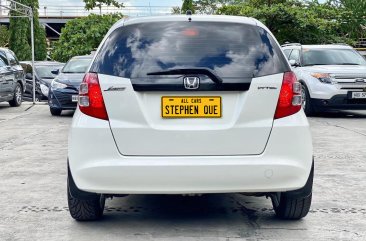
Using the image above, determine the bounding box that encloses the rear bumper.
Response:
[68,110,313,194]
[313,94,366,111]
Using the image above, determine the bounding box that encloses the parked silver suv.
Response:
[282,44,366,115]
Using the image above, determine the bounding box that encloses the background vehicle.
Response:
[68,15,313,221]
[0,48,25,107]
[282,43,366,115]
[48,55,92,116]
[20,61,64,102]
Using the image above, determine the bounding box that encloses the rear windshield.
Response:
[90,21,288,80]
[302,48,366,66]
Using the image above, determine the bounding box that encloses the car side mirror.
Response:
[25,73,33,80]
[51,69,60,75]
[289,59,300,67]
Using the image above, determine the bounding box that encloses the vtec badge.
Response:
[184,76,200,90]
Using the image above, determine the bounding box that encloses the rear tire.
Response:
[301,84,314,116]
[272,163,313,220]
[50,108,62,116]
[8,83,22,107]
[67,169,105,221]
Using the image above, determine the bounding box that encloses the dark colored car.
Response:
[0,48,25,107]
[20,61,64,101]
[48,55,92,116]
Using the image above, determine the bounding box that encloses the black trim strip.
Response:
[133,83,251,91]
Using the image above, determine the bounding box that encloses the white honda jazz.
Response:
[68,15,313,221]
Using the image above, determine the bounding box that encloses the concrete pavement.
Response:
[0,103,365,240]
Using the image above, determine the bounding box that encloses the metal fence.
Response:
[0,3,173,18]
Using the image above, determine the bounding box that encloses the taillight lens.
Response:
[78,73,109,120]
[274,72,302,119]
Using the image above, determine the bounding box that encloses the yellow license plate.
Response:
[161,96,222,118]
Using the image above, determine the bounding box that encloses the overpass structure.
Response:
[1,16,75,40]
[0,4,173,40]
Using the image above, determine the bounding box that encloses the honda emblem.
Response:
[184,76,200,90]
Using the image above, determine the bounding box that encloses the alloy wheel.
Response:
[15,85,22,105]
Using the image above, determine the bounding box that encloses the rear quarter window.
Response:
[91,21,289,81]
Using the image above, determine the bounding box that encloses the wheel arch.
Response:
[298,79,313,98]
[17,80,24,92]
[298,79,306,86]
[68,160,100,200]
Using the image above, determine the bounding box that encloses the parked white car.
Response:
[68,15,313,221]
[282,44,366,115]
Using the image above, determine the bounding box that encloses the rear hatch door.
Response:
[92,19,289,156]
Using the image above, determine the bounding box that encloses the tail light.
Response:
[78,73,109,120]
[274,72,302,119]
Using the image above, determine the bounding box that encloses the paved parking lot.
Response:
[0,103,365,241]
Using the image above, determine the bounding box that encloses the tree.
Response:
[217,1,355,45]
[173,0,242,15]
[245,0,289,7]
[9,11,31,60]
[194,0,243,14]
[182,0,195,13]
[171,6,182,14]
[0,25,10,47]
[31,0,47,60]
[329,0,366,39]
[9,0,47,61]
[52,14,122,62]
[83,0,123,10]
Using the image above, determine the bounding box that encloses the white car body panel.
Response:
[293,68,343,99]
[68,110,312,194]
[98,73,283,156]
[294,65,366,99]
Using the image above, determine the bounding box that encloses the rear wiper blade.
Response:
[146,68,223,84]
[303,64,327,66]
[338,63,360,65]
